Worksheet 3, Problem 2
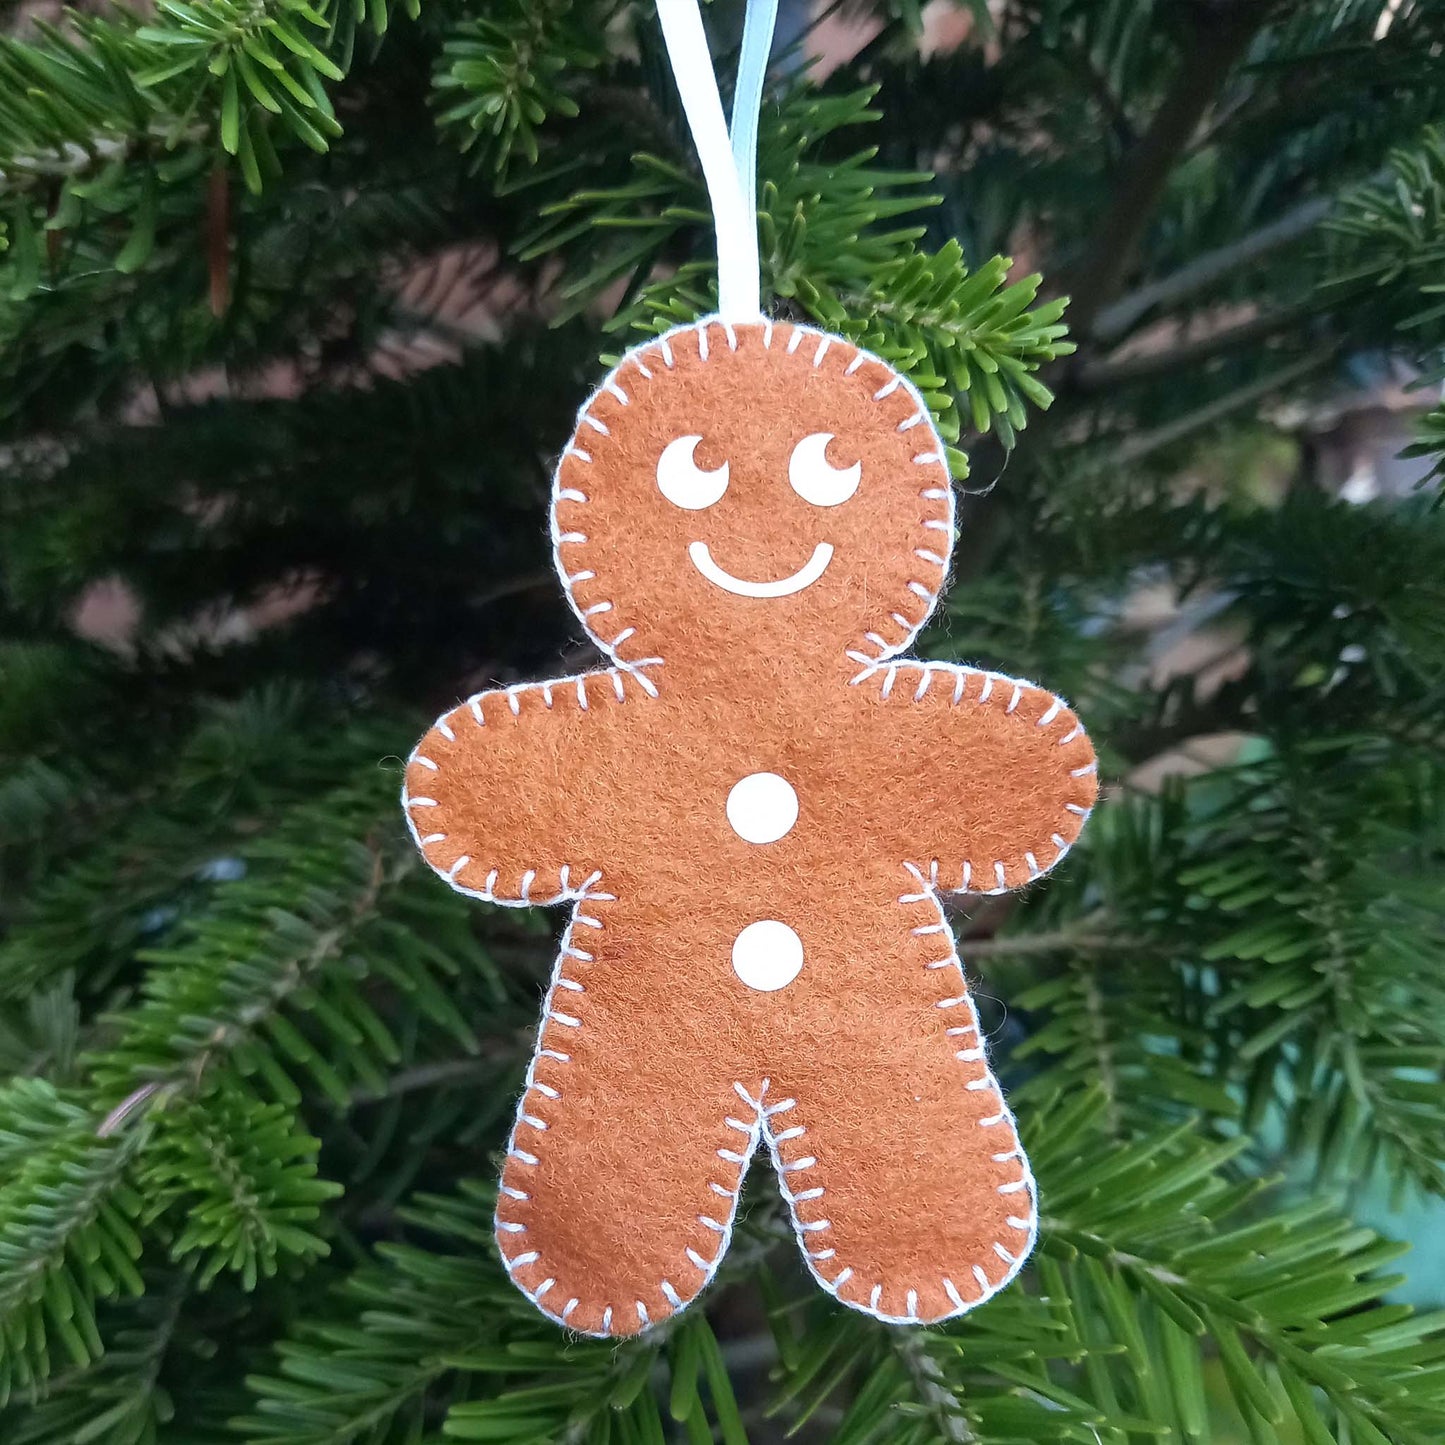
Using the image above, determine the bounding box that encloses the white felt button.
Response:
[732,920,803,992]
[726,772,798,844]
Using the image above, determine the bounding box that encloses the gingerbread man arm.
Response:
[848,655,1098,893]
[401,663,657,904]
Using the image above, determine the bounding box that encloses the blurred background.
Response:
[0,0,1443,1441]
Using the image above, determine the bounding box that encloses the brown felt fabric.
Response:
[401,318,1098,1336]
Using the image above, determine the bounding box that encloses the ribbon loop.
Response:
[654,0,778,320]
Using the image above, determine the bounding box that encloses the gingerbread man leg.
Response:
[756,867,1036,1324]
[494,891,763,1336]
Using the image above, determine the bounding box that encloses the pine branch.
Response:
[433,0,604,175]
[1103,350,1334,468]
[1065,1,1275,336]
[0,689,405,1002]
[522,86,1072,460]
[0,1096,147,1405]
[0,695,521,1362]
[1091,193,1339,343]
[1077,298,1322,391]
[139,1084,340,1289]
[1403,400,1445,499]
[1182,748,1445,1195]
[959,924,1135,958]
[1,5,1444,1441]
[1,1269,192,1445]
[764,1089,1445,1443]
[0,0,418,196]
[90,773,482,1111]
[235,1179,661,1445]
[1029,1091,1445,1443]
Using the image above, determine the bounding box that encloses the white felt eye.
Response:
[788,432,861,507]
[657,435,729,510]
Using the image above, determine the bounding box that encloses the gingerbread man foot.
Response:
[491,891,764,1337]
[402,317,1096,1334]
[756,868,1037,1325]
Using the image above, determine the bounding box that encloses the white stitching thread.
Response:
[828,864,1039,1322]
[551,315,952,685]
[402,663,672,902]
[494,891,767,1338]
[404,315,1078,1335]
[840,660,1093,890]
[752,959,1039,1329]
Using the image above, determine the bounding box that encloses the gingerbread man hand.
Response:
[402,317,1097,1336]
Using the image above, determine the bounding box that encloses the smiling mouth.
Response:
[687,541,834,598]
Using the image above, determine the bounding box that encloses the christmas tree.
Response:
[1,0,1443,1440]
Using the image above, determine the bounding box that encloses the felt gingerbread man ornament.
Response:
[400,0,1096,1337]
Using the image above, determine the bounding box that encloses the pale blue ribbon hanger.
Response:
[654,0,780,319]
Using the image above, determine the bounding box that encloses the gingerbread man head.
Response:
[552,319,953,683]
[403,318,1097,1337]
